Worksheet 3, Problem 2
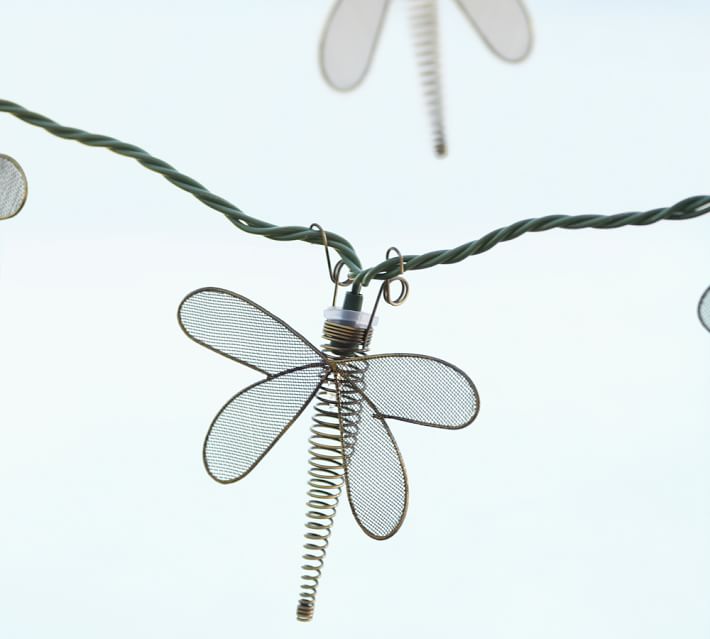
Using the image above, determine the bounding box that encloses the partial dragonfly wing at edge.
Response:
[454,0,533,62]
[337,382,408,540]
[699,285,710,332]
[204,363,327,484]
[320,0,391,90]
[338,354,480,429]
[178,288,324,376]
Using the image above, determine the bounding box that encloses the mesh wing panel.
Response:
[700,286,710,332]
[339,386,408,540]
[178,288,324,376]
[341,354,479,429]
[204,364,326,483]
[0,155,28,220]
[320,0,391,90]
[454,0,532,62]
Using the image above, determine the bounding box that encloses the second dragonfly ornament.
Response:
[178,247,480,622]
[320,0,533,156]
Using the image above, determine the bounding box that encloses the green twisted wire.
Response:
[0,99,362,273]
[1,99,708,287]
[354,195,710,285]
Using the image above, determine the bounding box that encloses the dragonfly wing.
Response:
[320,0,391,90]
[454,0,533,62]
[699,285,710,332]
[204,363,327,483]
[337,382,408,539]
[178,287,324,376]
[341,354,480,429]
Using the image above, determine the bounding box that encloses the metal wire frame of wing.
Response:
[335,353,479,539]
[177,287,481,619]
[178,288,329,483]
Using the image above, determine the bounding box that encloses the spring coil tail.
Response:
[296,321,371,622]
[408,0,447,157]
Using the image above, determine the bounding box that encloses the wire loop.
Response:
[310,224,353,301]
[382,247,409,306]
[330,260,353,306]
[311,223,334,282]
[364,248,410,334]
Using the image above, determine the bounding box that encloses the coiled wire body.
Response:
[296,318,372,622]
[408,0,446,156]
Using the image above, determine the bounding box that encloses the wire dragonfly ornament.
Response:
[319,0,533,156]
[178,246,480,621]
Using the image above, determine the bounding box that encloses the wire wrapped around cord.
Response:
[1,99,708,286]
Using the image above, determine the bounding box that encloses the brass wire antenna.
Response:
[319,0,533,156]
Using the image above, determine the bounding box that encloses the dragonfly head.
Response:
[322,294,377,360]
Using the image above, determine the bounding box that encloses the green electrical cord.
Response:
[354,196,710,285]
[1,99,708,286]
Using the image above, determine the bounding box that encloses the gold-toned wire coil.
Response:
[297,247,407,621]
[408,0,447,157]
[296,322,369,622]
[322,321,373,354]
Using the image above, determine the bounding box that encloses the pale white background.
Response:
[0,1,708,637]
